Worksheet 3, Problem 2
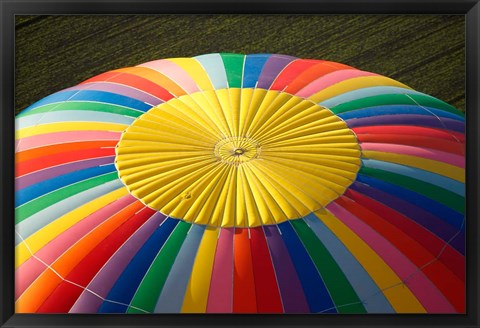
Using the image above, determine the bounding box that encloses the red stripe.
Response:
[352,125,465,143]
[249,227,283,313]
[36,205,154,313]
[81,71,174,101]
[285,61,352,94]
[270,59,319,91]
[233,228,257,313]
[16,148,116,177]
[356,134,464,155]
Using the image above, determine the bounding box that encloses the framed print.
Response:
[1,0,479,327]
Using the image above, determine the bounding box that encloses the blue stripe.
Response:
[277,221,337,313]
[337,105,464,121]
[361,159,464,196]
[303,214,394,313]
[21,90,78,113]
[242,54,271,88]
[355,174,463,229]
[195,54,229,89]
[155,224,206,312]
[15,164,116,207]
[98,218,179,313]
[24,90,151,113]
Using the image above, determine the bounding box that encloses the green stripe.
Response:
[127,221,191,313]
[359,166,464,214]
[330,94,463,117]
[15,172,119,224]
[220,53,245,88]
[290,219,367,313]
[17,101,143,118]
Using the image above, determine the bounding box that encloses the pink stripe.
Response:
[326,201,455,313]
[206,228,234,313]
[361,142,465,168]
[296,70,377,98]
[16,131,121,151]
[138,59,199,94]
[15,195,137,300]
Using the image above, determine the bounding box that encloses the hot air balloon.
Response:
[14,53,465,314]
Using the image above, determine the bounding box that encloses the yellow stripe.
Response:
[16,122,128,139]
[314,208,426,313]
[167,58,214,91]
[362,150,464,182]
[15,187,128,268]
[181,226,219,313]
[307,76,412,103]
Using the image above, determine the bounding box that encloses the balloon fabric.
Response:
[15,53,465,314]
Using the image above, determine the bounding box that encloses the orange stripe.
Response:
[16,141,118,163]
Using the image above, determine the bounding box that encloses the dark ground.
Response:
[15,15,465,114]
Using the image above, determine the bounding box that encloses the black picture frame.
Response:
[1,0,479,327]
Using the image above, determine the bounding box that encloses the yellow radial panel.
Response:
[115,89,361,227]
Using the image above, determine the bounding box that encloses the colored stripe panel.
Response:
[257,54,295,89]
[15,195,137,300]
[36,207,155,313]
[330,93,461,116]
[155,224,206,313]
[98,218,179,313]
[220,53,245,88]
[206,228,234,313]
[304,213,395,313]
[320,205,426,313]
[335,195,459,312]
[16,156,115,191]
[355,174,464,230]
[277,221,337,313]
[358,165,464,213]
[290,219,367,313]
[242,54,271,88]
[263,225,309,313]
[338,105,465,121]
[70,212,166,313]
[16,164,117,207]
[15,200,146,313]
[181,226,219,313]
[249,227,283,313]
[350,180,465,254]
[127,220,191,313]
[232,228,257,313]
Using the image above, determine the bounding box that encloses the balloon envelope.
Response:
[15,53,465,314]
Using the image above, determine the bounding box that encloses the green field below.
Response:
[15,15,465,114]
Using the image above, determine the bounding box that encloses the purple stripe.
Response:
[69,212,166,313]
[15,156,115,191]
[67,82,163,106]
[350,181,465,253]
[256,55,296,89]
[346,115,464,133]
[262,225,309,313]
